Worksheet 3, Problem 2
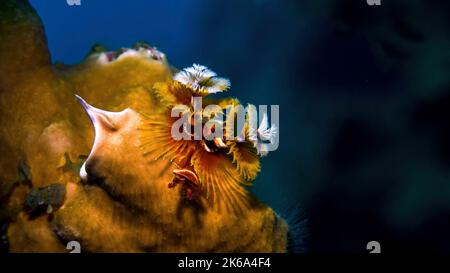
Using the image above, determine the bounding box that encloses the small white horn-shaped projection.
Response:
[79,162,88,182]
[75,94,131,180]
[75,94,121,131]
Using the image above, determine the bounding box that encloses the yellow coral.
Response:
[0,0,288,253]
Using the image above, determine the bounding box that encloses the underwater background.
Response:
[29,0,450,253]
